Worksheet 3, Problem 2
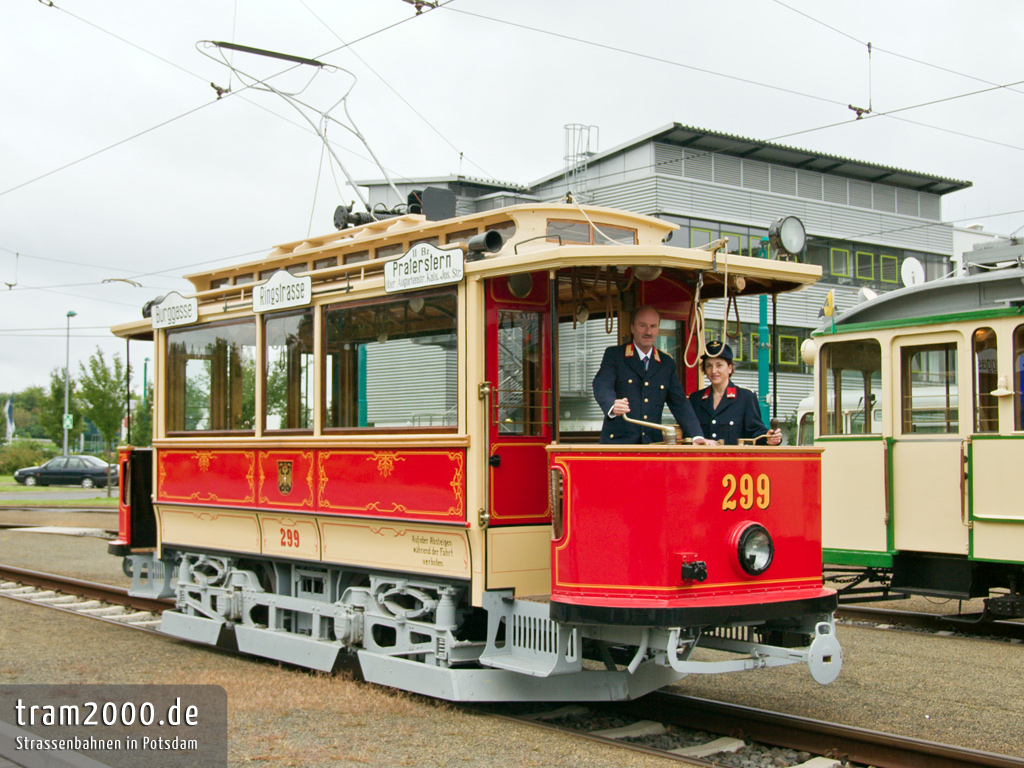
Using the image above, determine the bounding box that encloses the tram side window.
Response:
[1015,325,1024,430]
[166,319,257,432]
[901,343,958,434]
[496,311,544,436]
[558,315,620,437]
[973,328,998,433]
[323,290,457,429]
[819,340,881,435]
[265,309,314,431]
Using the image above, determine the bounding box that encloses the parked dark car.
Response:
[13,455,119,488]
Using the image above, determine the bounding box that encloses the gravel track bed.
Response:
[2,512,1024,765]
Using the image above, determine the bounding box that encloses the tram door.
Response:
[484,273,553,531]
[890,333,968,559]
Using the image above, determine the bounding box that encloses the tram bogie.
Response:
[111,196,840,700]
[806,237,1024,619]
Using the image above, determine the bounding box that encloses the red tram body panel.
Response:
[155,447,468,523]
[549,447,831,621]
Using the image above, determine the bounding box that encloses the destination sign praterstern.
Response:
[384,243,464,293]
[150,292,198,329]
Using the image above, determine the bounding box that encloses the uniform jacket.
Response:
[688,382,768,445]
[593,342,703,444]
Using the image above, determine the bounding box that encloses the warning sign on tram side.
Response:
[384,242,464,293]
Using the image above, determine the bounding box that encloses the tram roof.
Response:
[815,267,1024,334]
[112,203,821,339]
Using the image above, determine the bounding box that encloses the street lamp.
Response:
[63,310,77,456]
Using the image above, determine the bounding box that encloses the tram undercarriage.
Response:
[125,550,840,702]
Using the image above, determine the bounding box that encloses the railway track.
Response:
[4,564,1023,768]
[492,693,1024,768]
[837,605,1024,643]
[0,564,169,632]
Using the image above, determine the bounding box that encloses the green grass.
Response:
[0,474,119,505]
[0,496,118,507]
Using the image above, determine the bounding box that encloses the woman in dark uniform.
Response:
[687,340,782,445]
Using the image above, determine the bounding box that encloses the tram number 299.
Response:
[721,474,770,511]
[280,527,301,547]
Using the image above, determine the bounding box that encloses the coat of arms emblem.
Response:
[277,460,293,495]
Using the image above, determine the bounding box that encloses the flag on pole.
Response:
[4,398,14,441]
[818,289,834,318]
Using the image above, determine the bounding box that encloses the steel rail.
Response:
[0,563,171,615]
[838,605,1024,643]
[621,692,1024,768]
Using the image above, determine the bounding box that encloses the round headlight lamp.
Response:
[737,524,774,575]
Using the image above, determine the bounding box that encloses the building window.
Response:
[778,335,799,365]
[690,228,714,248]
[856,251,874,280]
[323,290,457,430]
[820,339,881,436]
[880,254,899,283]
[166,319,257,433]
[830,248,850,277]
[973,327,998,433]
[901,343,958,434]
[265,309,315,431]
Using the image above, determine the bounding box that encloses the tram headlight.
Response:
[736,523,774,576]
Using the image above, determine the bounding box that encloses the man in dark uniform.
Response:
[592,306,710,445]
[688,340,782,445]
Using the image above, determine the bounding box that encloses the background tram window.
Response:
[900,343,958,434]
[972,328,998,433]
[819,340,881,436]
[1015,325,1024,430]
[322,290,457,429]
[265,309,314,431]
[166,319,257,433]
[496,311,544,435]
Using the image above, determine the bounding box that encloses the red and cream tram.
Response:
[111,194,841,701]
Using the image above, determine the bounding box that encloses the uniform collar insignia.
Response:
[726,385,737,399]
[625,343,635,358]
[652,348,661,363]
[701,387,711,400]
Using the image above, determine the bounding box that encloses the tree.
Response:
[131,383,154,447]
[2,386,48,442]
[78,348,130,496]
[39,370,85,448]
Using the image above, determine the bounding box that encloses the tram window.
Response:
[375,244,404,260]
[798,412,815,445]
[819,340,881,436]
[345,250,369,265]
[313,256,337,271]
[166,319,257,433]
[496,311,545,435]
[209,278,229,290]
[973,328,998,433]
[558,315,619,437]
[265,309,314,431]
[1015,325,1024,430]
[323,290,457,430]
[545,220,636,245]
[900,343,958,434]
[547,220,591,244]
[235,273,254,285]
[445,228,478,245]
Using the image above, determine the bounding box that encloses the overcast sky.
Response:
[2,0,1022,397]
